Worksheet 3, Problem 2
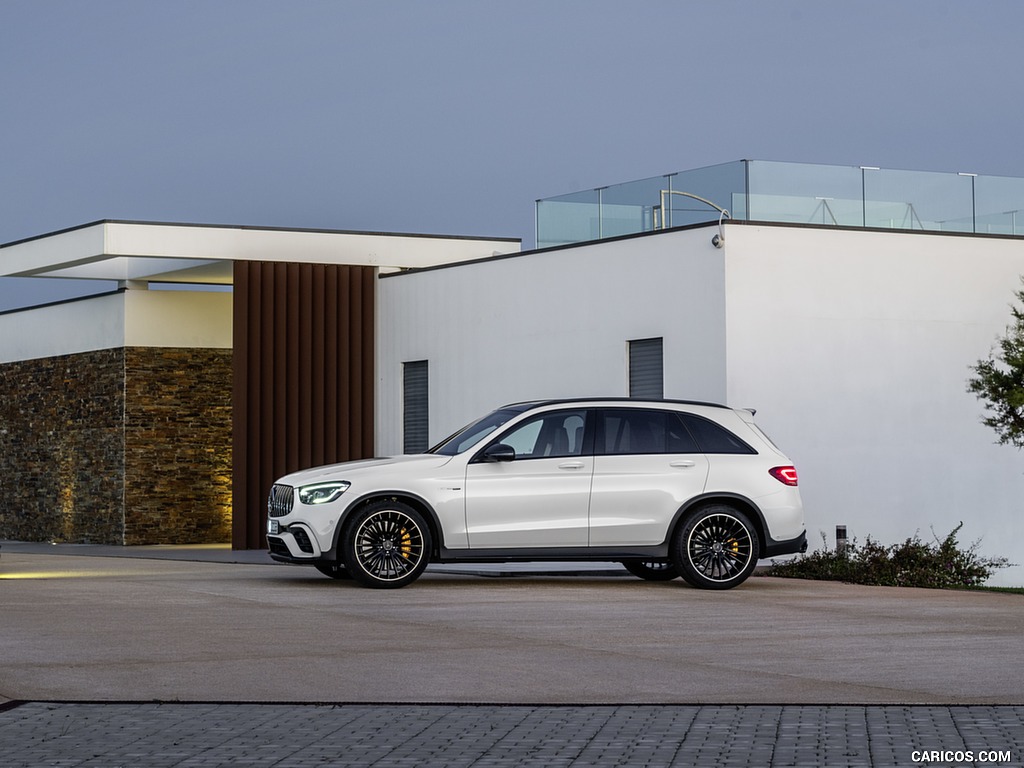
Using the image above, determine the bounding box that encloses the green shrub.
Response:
[768,523,1011,589]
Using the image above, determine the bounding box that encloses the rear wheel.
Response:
[621,559,680,581]
[341,500,431,589]
[671,505,759,590]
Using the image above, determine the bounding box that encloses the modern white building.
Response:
[0,221,519,548]
[2,161,1023,585]
[380,161,1024,587]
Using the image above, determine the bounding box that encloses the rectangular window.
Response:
[403,361,429,453]
[498,409,588,459]
[598,409,699,455]
[628,337,664,399]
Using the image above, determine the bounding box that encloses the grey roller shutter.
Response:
[403,361,429,453]
[629,338,664,399]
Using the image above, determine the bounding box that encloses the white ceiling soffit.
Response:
[1,221,521,283]
[38,257,232,283]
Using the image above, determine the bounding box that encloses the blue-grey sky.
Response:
[2,0,1023,309]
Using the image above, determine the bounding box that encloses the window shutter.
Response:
[629,338,664,399]
[403,361,429,453]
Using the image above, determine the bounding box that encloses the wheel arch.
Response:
[332,491,444,559]
[669,493,768,556]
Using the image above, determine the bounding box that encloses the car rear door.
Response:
[588,408,709,546]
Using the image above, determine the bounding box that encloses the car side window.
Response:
[679,413,756,454]
[496,410,588,459]
[598,409,700,455]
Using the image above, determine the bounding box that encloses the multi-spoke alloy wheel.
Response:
[342,501,431,589]
[671,505,759,590]
[621,559,680,581]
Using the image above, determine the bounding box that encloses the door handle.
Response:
[558,461,586,470]
[670,460,696,468]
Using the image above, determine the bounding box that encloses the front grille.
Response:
[268,484,294,518]
[291,527,314,554]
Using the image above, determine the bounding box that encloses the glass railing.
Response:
[535,160,1024,248]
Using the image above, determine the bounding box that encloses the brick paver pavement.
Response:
[1,702,1021,767]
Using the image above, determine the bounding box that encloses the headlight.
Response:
[297,481,351,505]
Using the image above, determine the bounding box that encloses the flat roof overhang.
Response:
[0,220,521,284]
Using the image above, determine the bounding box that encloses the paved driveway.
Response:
[1,550,1021,705]
[3,701,1022,768]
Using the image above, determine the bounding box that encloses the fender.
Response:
[668,492,769,548]
[327,489,445,559]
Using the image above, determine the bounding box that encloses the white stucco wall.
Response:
[378,222,1024,585]
[723,224,1024,586]
[124,289,232,348]
[377,226,729,455]
[0,288,232,362]
[0,292,126,362]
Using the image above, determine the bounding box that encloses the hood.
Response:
[278,453,453,486]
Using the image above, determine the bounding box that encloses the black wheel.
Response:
[314,561,352,580]
[341,500,431,589]
[671,505,759,590]
[621,559,680,581]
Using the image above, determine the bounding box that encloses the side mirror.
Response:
[480,443,516,462]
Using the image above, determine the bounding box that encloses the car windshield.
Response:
[428,408,523,456]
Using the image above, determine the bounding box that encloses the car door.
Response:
[588,408,709,546]
[464,408,593,548]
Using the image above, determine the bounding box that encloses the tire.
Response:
[671,505,759,590]
[340,500,431,589]
[621,559,680,581]
[314,561,352,580]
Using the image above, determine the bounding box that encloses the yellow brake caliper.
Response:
[400,528,412,559]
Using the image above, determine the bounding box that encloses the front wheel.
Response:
[671,505,759,590]
[341,500,432,589]
[621,560,680,581]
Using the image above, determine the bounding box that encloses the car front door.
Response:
[464,409,593,548]
[588,408,710,546]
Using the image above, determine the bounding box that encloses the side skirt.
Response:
[434,545,671,564]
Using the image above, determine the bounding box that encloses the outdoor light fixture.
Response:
[712,207,730,249]
[654,189,729,247]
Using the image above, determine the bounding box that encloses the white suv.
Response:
[266,399,806,590]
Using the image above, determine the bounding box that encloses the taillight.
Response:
[769,466,799,486]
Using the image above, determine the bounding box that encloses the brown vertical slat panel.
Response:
[348,267,359,458]
[249,263,266,550]
[259,264,276,547]
[231,261,250,549]
[272,264,287,477]
[310,264,326,465]
[251,263,266,550]
[286,263,301,472]
[344,268,360,460]
[323,268,339,461]
[337,268,354,460]
[249,262,266,550]
[298,264,313,469]
[231,260,377,549]
[361,267,376,457]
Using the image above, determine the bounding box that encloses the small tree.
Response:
[968,278,1024,448]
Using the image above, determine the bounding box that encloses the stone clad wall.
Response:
[124,347,232,545]
[0,349,126,544]
[0,346,232,545]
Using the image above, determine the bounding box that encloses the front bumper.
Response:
[266,522,324,561]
